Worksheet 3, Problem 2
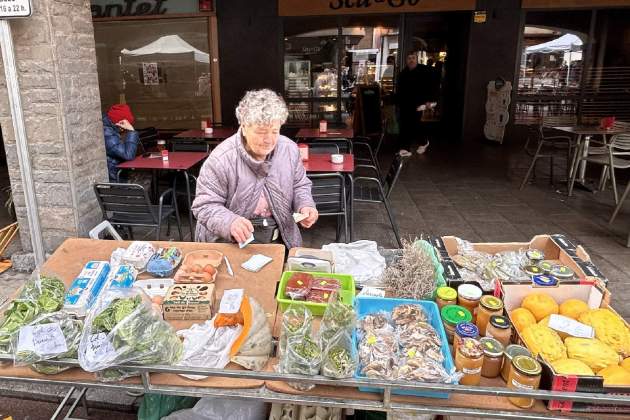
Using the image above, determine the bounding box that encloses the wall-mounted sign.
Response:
[0,0,32,18]
[522,0,630,8]
[90,0,207,19]
[473,10,487,23]
[279,0,476,16]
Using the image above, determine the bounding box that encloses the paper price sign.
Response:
[18,323,67,356]
[548,314,594,339]
[85,333,117,362]
[0,0,32,18]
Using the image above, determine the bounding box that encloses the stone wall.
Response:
[0,0,108,253]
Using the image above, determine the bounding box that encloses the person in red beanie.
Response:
[103,104,140,181]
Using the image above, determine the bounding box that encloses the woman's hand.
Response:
[230,217,254,243]
[116,119,135,131]
[298,207,319,228]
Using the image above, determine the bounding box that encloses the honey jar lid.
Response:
[532,274,558,287]
[523,264,544,276]
[538,260,554,273]
[436,286,457,301]
[504,344,531,359]
[489,315,511,329]
[441,305,472,326]
[526,249,545,262]
[480,295,504,311]
[457,284,482,301]
[480,337,504,357]
[512,355,542,376]
[551,264,575,279]
[455,322,479,338]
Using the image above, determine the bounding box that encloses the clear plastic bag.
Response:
[78,287,182,380]
[317,292,355,351]
[278,304,312,360]
[396,354,462,384]
[397,322,443,362]
[358,311,394,335]
[13,311,83,370]
[284,334,321,391]
[358,330,398,379]
[231,297,272,371]
[392,304,428,325]
[321,329,356,379]
[0,271,65,353]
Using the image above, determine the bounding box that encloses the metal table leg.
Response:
[347,173,354,242]
[184,170,194,239]
[577,135,591,184]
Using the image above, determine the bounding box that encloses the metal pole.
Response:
[0,20,45,265]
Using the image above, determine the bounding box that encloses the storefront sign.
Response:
[0,0,32,18]
[473,10,486,23]
[90,0,206,18]
[522,0,630,8]
[279,0,476,16]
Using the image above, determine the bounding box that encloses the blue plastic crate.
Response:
[353,296,456,399]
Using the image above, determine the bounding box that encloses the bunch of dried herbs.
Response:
[381,240,437,300]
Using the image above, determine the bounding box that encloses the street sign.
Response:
[0,0,32,18]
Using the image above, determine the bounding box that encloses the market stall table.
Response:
[296,128,354,140]
[117,151,208,236]
[303,153,355,242]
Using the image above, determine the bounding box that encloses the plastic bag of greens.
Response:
[12,310,82,374]
[283,334,321,391]
[321,329,356,379]
[317,292,355,351]
[278,303,312,360]
[78,287,182,381]
[0,272,65,353]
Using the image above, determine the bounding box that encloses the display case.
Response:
[285,60,311,98]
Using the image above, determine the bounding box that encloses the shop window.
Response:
[94,18,212,130]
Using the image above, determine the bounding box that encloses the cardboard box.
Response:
[440,234,607,287]
[286,247,335,273]
[163,283,215,320]
[500,280,630,413]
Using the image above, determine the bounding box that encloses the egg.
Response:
[192,264,203,273]
[203,264,216,275]
[201,272,212,282]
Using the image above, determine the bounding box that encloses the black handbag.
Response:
[249,217,281,244]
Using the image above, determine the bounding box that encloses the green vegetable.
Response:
[0,275,65,352]
[294,336,321,361]
[318,294,355,350]
[322,346,354,378]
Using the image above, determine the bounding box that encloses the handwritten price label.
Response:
[85,333,116,362]
[18,323,67,356]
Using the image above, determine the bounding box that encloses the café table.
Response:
[173,128,236,142]
[303,153,355,241]
[117,151,209,237]
[296,127,354,140]
[552,125,627,189]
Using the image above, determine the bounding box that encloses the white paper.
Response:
[219,289,244,314]
[293,212,307,223]
[241,254,273,272]
[358,287,386,298]
[85,333,117,363]
[18,323,67,356]
[548,314,594,339]
[239,233,254,249]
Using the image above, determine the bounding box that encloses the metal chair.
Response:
[94,183,182,241]
[171,140,210,153]
[307,143,340,155]
[520,116,577,189]
[354,118,387,174]
[308,173,348,242]
[353,153,408,247]
[569,133,630,206]
[136,127,159,153]
[298,138,352,153]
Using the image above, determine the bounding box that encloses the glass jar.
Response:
[551,264,574,281]
[476,295,503,336]
[526,249,544,264]
[457,284,482,323]
[501,344,531,382]
[480,337,504,378]
[538,260,553,273]
[454,322,479,350]
[436,286,457,311]
[507,355,542,409]
[486,315,512,348]
[441,305,472,344]
[455,338,484,386]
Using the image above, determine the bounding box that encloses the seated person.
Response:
[192,89,318,248]
[103,104,139,182]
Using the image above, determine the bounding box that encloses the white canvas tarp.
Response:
[526,33,583,54]
[121,35,209,63]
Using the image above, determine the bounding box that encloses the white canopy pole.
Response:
[0,20,45,265]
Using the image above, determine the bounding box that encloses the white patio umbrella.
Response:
[525,33,583,54]
[121,34,209,63]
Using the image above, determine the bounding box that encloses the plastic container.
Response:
[353,296,456,399]
[276,271,355,316]
[457,284,482,322]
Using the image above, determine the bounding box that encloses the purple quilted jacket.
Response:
[191,129,315,248]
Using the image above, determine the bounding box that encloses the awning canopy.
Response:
[525,33,583,54]
[121,35,209,63]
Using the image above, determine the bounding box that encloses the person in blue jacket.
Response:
[103,104,139,181]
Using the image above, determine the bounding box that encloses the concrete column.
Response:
[0,0,107,254]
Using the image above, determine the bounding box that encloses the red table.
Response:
[303,153,355,241]
[173,128,236,141]
[117,152,208,237]
[296,128,354,139]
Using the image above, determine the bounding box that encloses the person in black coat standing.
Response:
[397,51,431,155]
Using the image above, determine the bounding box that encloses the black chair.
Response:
[137,127,159,153]
[298,138,352,154]
[308,173,348,242]
[353,153,408,247]
[307,143,340,155]
[94,183,182,241]
[171,140,210,153]
[354,118,387,176]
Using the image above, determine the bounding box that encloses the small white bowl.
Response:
[331,154,344,164]
[204,127,214,134]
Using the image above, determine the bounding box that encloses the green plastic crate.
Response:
[276,271,355,316]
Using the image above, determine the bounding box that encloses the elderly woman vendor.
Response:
[192,89,318,248]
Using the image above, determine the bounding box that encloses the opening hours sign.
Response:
[0,0,32,18]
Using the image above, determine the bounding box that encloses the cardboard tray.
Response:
[174,250,223,283]
[436,234,608,288]
[499,280,630,413]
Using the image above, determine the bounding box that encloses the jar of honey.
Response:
[457,284,482,322]
[507,355,542,409]
[476,295,503,336]
[480,337,504,378]
[485,315,512,348]
[501,344,531,382]
[436,286,457,311]
[455,338,484,386]
[441,305,472,344]
[454,322,479,350]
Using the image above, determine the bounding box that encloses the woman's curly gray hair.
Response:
[235,89,289,127]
